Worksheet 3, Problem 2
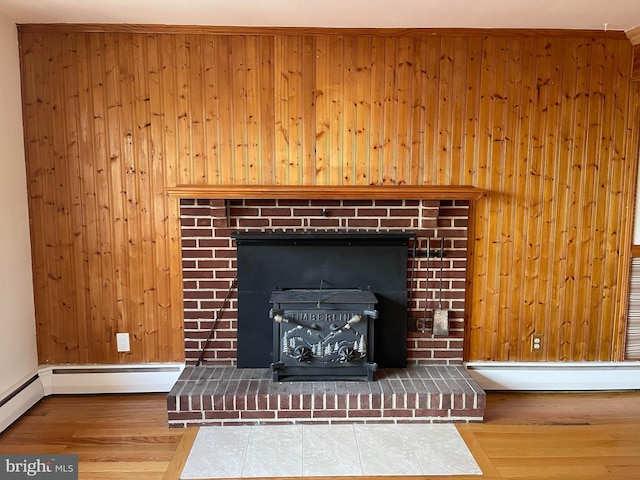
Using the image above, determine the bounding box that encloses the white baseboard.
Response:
[39,363,185,395]
[466,361,640,391]
[0,375,43,433]
[0,363,185,433]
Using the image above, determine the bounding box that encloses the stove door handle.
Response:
[270,309,321,330]
[363,309,378,319]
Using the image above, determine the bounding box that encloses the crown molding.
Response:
[627,25,640,45]
[16,23,628,40]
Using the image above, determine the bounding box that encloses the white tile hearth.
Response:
[180,423,482,479]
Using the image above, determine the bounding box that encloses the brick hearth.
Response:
[167,365,485,427]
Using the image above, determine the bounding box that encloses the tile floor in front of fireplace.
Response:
[180,423,482,479]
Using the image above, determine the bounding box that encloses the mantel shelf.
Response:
[166,184,485,200]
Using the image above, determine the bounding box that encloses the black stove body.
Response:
[270,288,378,381]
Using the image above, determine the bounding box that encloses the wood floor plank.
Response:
[163,427,198,480]
[1,391,640,480]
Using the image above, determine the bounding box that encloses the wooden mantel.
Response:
[166,184,485,200]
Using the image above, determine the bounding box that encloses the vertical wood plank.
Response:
[328,35,344,185]
[60,32,87,363]
[382,37,397,184]
[355,36,371,185]
[580,37,606,360]
[314,36,330,185]
[187,35,207,185]
[342,36,356,185]
[244,36,261,185]
[395,37,413,185]
[301,36,316,185]
[231,36,248,184]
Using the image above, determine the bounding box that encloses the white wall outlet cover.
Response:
[116,333,130,352]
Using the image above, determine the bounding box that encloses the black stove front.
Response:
[270,288,378,381]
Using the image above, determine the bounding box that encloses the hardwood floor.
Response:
[1,391,640,479]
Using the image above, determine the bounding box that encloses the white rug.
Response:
[181,423,482,478]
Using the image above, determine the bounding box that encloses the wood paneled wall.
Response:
[17,26,640,364]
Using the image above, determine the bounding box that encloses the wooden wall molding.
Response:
[166,184,485,200]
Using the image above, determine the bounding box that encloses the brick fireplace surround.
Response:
[167,197,486,426]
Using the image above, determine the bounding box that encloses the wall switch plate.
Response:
[116,333,130,352]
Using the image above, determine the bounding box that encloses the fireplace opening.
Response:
[232,232,414,378]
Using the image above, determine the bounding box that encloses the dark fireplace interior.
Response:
[233,232,413,379]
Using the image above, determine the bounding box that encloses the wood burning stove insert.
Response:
[270,288,378,381]
[232,232,414,380]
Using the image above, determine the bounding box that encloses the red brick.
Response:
[383,409,413,417]
[440,207,469,217]
[347,218,378,228]
[182,249,214,259]
[205,411,241,420]
[312,410,347,418]
[390,208,419,216]
[198,239,232,248]
[261,207,292,216]
[168,411,203,420]
[380,218,415,228]
[310,200,341,206]
[414,409,448,417]
[182,228,214,237]
[342,200,373,206]
[184,290,215,299]
[241,411,276,419]
[324,395,336,410]
[277,410,311,419]
[308,218,341,227]
[180,207,211,216]
[433,350,464,359]
[272,219,304,227]
[197,260,232,269]
[245,396,257,410]
[292,208,325,216]
[237,218,271,228]
[268,395,279,410]
[451,409,484,418]
[348,409,382,418]
[357,208,388,216]
[278,200,311,207]
[279,395,291,409]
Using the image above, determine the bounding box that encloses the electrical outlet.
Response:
[531,333,543,353]
[116,333,130,352]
